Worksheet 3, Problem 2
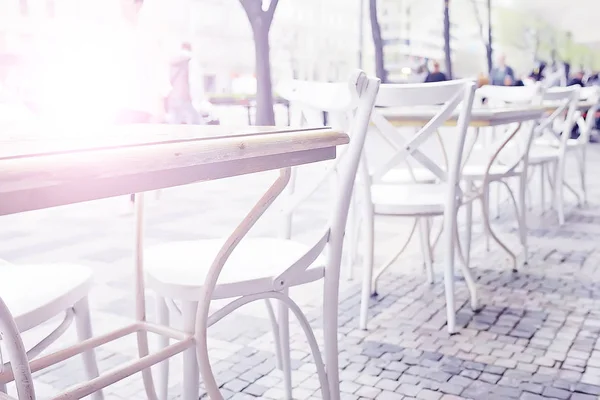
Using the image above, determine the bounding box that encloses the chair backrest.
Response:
[0,296,35,400]
[267,70,378,277]
[366,79,476,194]
[538,85,581,150]
[577,86,600,144]
[473,84,544,173]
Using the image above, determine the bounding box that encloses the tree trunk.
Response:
[369,0,387,83]
[486,0,492,73]
[443,0,452,79]
[252,23,275,125]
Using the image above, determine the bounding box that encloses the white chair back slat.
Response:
[472,84,544,173]
[578,86,600,144]
[276,72,380,279]
[366,80,476,193]
[375,79,475,107]
[539,86,581,149]
[370,87,465,181]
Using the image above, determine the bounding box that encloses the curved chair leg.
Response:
[359,206,375,330]
[481,185,518,272]
[278,290,293,400]
[182,301,199,400]
[73,297,104,400]
[264,299,283,370]
[418,218,435,284]
[156,296,170,400]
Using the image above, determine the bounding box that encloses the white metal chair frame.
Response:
[139,72,379,400]
[0,297,35,400]
[0,260,103,400]
[0,72,380,400]
[571,86,600,204]
[356,80,478,334]
[529,86,581,225]
[464,84,543,270]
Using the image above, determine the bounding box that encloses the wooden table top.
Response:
[0,124,348,216]
[377,106,545,127]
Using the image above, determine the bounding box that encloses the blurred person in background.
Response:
[424,60,447,83]
[568,70,585,87]
[490,54,515,86]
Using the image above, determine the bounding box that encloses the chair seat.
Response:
[0,263,93,332]
[371,183,458,216]
[380,168,437,183]
[461,164,520,180]
[529,145,560,164]
[535,137,583,148]
[144,238,326,302]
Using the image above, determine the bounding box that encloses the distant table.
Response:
[377,105,546,128]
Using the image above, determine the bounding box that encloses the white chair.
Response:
[144,71,380,400]
[0,296,35,400]
[461,84,543,270]
[571,86,600,204]
[357,79,478,334]
[0,261,102,399]
[529,85,581,225]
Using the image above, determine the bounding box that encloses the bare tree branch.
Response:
[470,0,486,47]
[266,0,279,23]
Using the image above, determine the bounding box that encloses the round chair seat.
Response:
[0,263,93,332]
[144,238,326,302]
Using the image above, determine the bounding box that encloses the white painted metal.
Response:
[137,71,380,400]
[357,79,478,334]
[0,262,102,400]
[464,84,544,270]
[529,86,582,225]
[0,124,349,400]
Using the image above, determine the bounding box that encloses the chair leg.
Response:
[518,173,529,264]
[418,218,434,284]
[73,297,103,400]
[555,158,566,225]
[278,290,293,400]
[182,301,199,400]
[464,198,473,269]
[540,164,546,211]
[359,207,375,330]
[578,147,587,205]
[156,296,170,400]
[443,207,457,334]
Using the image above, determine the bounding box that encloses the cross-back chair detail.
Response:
[357,79,479,334]
[530,85,581,225]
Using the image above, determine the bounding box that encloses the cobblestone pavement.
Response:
[2,141,600,400]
